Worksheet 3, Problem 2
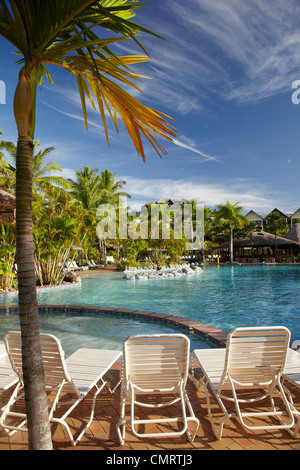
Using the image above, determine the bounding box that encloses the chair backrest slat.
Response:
[124,334,189,390]
[4,331,76,393]
[219,326,291,391]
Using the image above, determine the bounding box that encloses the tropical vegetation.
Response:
[3,126,295,285]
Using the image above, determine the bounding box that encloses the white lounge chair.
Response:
[282,347,300,438]
[191,326,294,439]
[91,260,105,268]
[1,332,122,446]
[0,341,7,359]
[66,261,83,271]
[0,342,18,393]
[117,334,199,445]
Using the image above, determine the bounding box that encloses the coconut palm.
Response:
[0,0,176,450]
[0,130,16,191]
[214,201,247,263]
[97,168,132,205]
[68,165,102,211]
[0,138,70,192]
[264,212,288,259]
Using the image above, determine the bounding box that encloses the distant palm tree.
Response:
[0,0,176,450]
[69,165,102,211]
[0,138,70,191]
[265,212,287,259]
[0,130,16,191]
[98,168,132,205]
[69,166,131,208]
[214,201,247,263]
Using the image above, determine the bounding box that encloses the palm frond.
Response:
[35,175,71,190]
[0,0,176,159]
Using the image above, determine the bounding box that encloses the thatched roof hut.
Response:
[219,230,300,249]
[0,189,15,224]
[284,224,300,244]
[236,230,299,248]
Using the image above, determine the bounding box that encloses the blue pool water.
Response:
[1,265,299,352]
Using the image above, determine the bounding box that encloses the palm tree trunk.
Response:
[14,66,53,450]
[15,136,53,450]
[229,226,233,263]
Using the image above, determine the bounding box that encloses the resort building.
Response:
[137,199,184,216]
[245,208,300,228]
[142,198,184,209]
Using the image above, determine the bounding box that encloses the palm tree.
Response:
[265,212,287,259]
[0,130,16,192]
[98,168,132,205]
[69,165,102,211]
[0,137,70,192]
[0,0,176,450]
[214,201,247,263]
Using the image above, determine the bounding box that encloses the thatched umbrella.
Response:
[0,189,15,224]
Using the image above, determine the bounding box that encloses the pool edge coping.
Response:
[0,304,228,348]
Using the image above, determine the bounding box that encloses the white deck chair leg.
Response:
[117,384,127,445]
[199,375,231,440]
[53,378,108,446]
[228,376,294,433]
[0,382,28,435]
[292,412,300,437]
[183,390,199,442]
[123,380,199,443]
[282,381,300,438]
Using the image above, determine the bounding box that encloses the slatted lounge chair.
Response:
[91,260,105,268]
[117,334,199,445]
[66,261,83,271]
[0,342,18,393]
[191,326,294,439]
[0,341,7,358]
[1,331,122,446]
[282,348,300,438]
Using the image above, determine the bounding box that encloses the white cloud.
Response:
[41,100,104,131]
[137,0,300,109]
[58,168,77,180]
[118,175,278,213]
[172,139,221,162]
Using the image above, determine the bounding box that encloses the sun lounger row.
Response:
[65,260,105,271]
[0,327,299,447]
[66,261,83,271]
[87,259,105,269]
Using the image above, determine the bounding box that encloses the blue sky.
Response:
[1,0,300,215]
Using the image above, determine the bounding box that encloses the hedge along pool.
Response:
[1,264,299,354]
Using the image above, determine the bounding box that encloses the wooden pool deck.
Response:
[0,362,299,452]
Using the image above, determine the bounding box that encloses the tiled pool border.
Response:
[0,304,228,348]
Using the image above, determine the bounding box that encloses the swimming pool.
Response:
[1,264,299,348]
